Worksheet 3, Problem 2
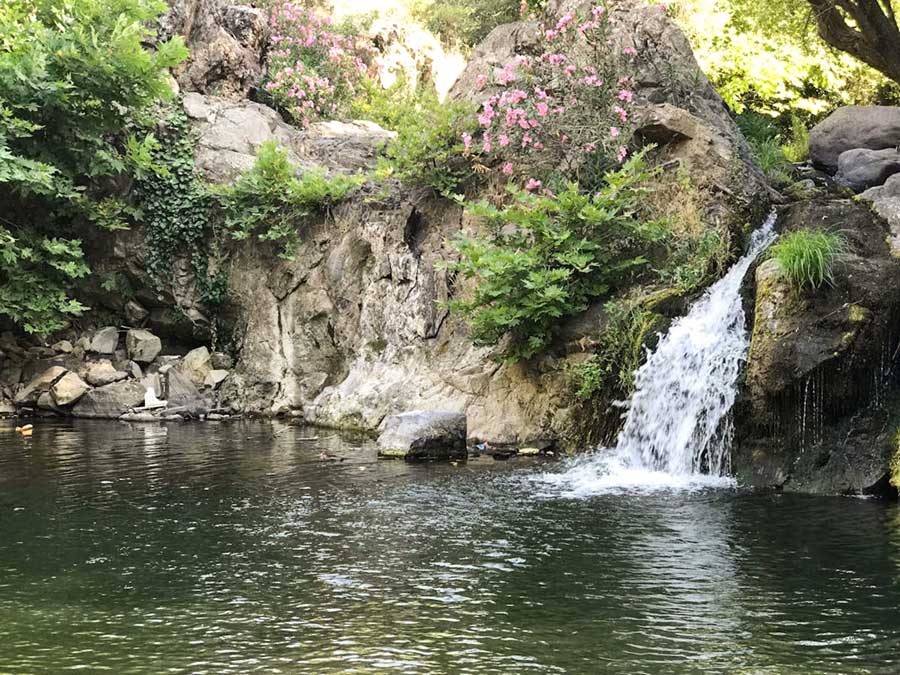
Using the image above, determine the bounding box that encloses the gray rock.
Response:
[75,336,91,351]
[71,380,146,418]
[89,327,119,355]
[124,300,149,324]
[178,346,212,386]
[835,147,900,192]
[50,372,90,406]
[204,369,229,388]
[52,340,74,354]
[86,361,129,387]
[0,398,15,416]
[860,173,900,254]
[163,368,209,414]
[36,391,62,413]
[809,105,900,171]
[185,93,395,183]
[125,329,162,364]
[377,411,467,460]
[157,0,267,98]
[14,366,68,405]
[210,351,233,370]
[125,361,143,380]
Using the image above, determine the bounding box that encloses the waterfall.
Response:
[541,212,777,494]
[613,211,777,476]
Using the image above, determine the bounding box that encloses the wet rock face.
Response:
[735,200,900,493]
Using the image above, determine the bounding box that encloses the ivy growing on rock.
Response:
[133,106,226,306]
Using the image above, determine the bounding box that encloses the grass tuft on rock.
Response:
[769,229,846,290]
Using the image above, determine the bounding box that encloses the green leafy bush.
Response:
[736,112,792,183]
[446,151,667,361]
[359,82,477,196]
[0,229,89,334]
[0,0,186,333]
[216,140,363,259]
[769,229,846,290]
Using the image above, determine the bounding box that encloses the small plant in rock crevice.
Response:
[215,140,364,260]
[769,228,846,290]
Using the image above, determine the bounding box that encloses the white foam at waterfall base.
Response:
[541,212,778,496]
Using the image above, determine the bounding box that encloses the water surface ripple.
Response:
[1,420,899,673]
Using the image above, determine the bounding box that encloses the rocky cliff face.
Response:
[206,0,772,446]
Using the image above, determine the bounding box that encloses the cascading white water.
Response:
[613,211,777,477]
[540,212,777,495]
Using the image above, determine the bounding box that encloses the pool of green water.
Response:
[1,420,899,673]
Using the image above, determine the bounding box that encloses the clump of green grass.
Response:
[782,115,810,163]
[769,229,846,290]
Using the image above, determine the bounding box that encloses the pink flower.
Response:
[610,126,620,137]
[618,89,634,103]
[499,133,510,147]
[614,105,628,122]
[623,47,637,56]
[564,64,577,76]
[536,102,549,117]
[462,132,472,152]
[616,146,628,163]
[592,5,605,17]
[501,162,514,175]
[526,178,543,191]
[476,74,488,89]
[584,143,597,154]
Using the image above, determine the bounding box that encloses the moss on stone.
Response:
[847,304,869,323]
[891,431,900,488]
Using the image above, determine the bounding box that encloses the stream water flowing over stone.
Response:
[2,420,900,673]
[548,213,778,494]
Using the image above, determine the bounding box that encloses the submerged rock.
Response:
[377,411,467,460]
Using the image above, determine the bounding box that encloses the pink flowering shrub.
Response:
[264,0,379,126]
[469,3,638,186]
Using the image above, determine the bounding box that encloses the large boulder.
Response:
[126,329,162,364]
[835,147,900,192]
[89,327,119,355]
[809,105,900,172]
[377,411,467,460]
[162,368,209,414]
[14,366,68,405]
[86,361,129,387]
[183,93,395,183]
[735,199,900,493]
[71,380,146,419]
[50,372,90,407]
[157,0,267,98]
[177,346,212,386]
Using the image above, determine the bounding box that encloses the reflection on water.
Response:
[1,420,900,673]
